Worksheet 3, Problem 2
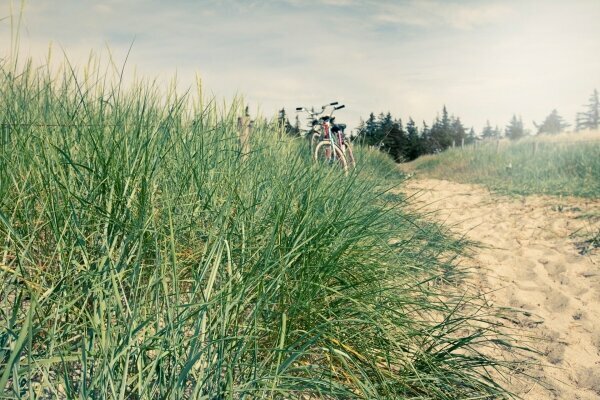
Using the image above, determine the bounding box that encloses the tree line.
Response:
[355,107,474,162]
[276,89,599,163]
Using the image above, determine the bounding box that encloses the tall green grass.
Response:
[407,136,600,198]
[0,55,519,398]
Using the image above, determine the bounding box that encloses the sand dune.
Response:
[401,178,600,399]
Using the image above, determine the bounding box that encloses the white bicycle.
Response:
[296,102,355,174]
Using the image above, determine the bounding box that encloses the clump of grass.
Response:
[406,135,600,198]
[0,54,521,398]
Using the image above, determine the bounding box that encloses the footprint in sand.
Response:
[543,261,566,278]
[577,367,600,396]
[506,287,539,311]
[516,258,539,281]
[540,330,566,365]
[545,291,570,312]
[565,252,584,264]
[546,343,566,365]
[493,251,512,263]
[558,273,570,285]
[592,329,600,353]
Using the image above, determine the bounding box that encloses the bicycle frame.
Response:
[321,116,341,163]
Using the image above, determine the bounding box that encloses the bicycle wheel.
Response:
[344,142,356,169]
[314,141,348,175]
[310,132,321,149]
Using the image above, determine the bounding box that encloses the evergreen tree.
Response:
[429,106,453,151]
[575,112,586,132]
[371,113,388,146]
[405,117,421,160]
[421,121,433,153]
[278,108,287,127]
[381,112,394,132]
[535,109,569,134]
[505,115,525,140]
[481,120,496,139]
[575,89,599,131]
[355,108,476,160]
[277,108,299,136]
[429,116,442,151]
[383,119,407,162]
[364,112,378,145]
[466,127,477,145]
[356,119,366,139]
[376,113,392,152]
[494,125,502,138]
[277,108,288,135]
[450,117,466,145]
[441,106,451,131]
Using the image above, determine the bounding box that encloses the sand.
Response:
[401,178,600,399]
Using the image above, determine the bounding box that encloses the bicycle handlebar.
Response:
[296,102,343,116]
[295,102,348,135]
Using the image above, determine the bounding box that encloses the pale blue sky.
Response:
[2,0,600,133]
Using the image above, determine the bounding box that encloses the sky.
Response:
[2,0,600,134]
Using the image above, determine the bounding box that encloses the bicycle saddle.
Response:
[331,123,346,133]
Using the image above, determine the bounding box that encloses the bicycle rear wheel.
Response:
[314,141,348,175]
[344,143,356,169]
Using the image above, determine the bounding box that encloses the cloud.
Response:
[321,0,357,6]
[1,0,599,132]
[372,0,512,30]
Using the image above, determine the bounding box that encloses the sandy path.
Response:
[401,178,600,399]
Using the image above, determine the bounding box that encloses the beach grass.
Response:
[404,133,600,198]
[0,54,520,399]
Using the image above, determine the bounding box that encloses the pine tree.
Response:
[278,108,287,126]
[505,115,525,140]
[481,120,495,139]
[405,117,421,160]
[421,121,433,153]
[355,108,475,160]
[292,114,301,136]
[441,106,451,131]
[575,112,586,132]
[356,119,366,140]
[450,117,466,145]
[370,113,388,147]
[384,119,407,162]
[381,112,394,132]
[364,112,378,145]
[587,89,599,129]
[576,89,599,131]
[494,125,502,138]
[277,108,288,136]
[429,106,453,151]
[466,127,477,145]
[277,108,299,136]
[535,109,569,135]
[428,119,441,150]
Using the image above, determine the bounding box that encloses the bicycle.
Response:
[296,102,356,173]
[295,102,332,149]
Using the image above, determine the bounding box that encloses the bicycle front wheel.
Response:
[310,132,321,149]
[314,141,348,175]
